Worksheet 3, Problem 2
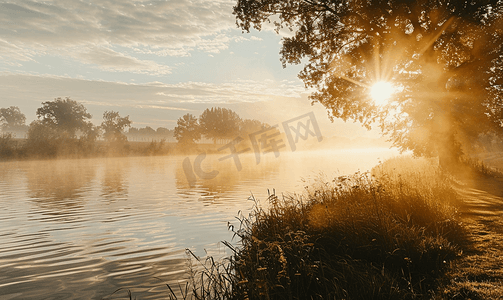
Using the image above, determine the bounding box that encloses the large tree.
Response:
[101,111,132,143]
[0,106,26,132]
[36,97,92,138]
[199,107,242,143]
[234,0,503,166]
[25,120,60,157]
[174,113,201,144]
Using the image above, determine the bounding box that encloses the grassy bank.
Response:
[165,156,467,300]
[0,134,225,161]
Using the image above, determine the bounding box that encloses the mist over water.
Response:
[0,149,400,299]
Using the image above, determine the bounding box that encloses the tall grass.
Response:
[168,156,467,299]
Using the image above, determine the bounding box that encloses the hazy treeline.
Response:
[0,98,175,159]
[0,98,132,159]
[0,98,270,160]
[173,107,270,145]
[126,126,174,142]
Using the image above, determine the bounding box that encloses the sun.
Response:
[370,81,395,106]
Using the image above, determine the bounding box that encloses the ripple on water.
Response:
[0,151,400,299]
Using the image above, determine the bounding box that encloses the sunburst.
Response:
[370,81,395,106]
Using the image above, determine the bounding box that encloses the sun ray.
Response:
[374,37,381,82]
[339,75,371,89]
[418,16,455,56]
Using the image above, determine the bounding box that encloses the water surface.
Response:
[0,149,399,299]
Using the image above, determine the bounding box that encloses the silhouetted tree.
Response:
[199,107,242,143]
[139,126,156,136]
[36,97,92,138]
[174,113,201,144]
[0,106,27,133]
[25,120,60,157]
[156,127,173,136]
[78,122,101,154]
[240,119,268,136]
[101,111,132,143]
[235,0,503,167]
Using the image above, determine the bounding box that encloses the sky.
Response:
[0,0,381,138]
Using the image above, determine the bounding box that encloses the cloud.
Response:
[77,46,172,75]
[152,80,308,103]
[0,73,307,105]
[132,104,189,111]
[0,39,36,62]
[0,72,307,120]
[0,0,237,68]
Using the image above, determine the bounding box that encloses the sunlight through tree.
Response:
[234,0,503,167]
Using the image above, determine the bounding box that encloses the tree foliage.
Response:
[0,106,26,132]
[25,120,61,157]
[199,107,242,143]
[234,0,503,164]
[101,111,132,143]
[240,118,268,136]
[25,98,98,157]
[36,97,92,138]
[156,127,173,136]
[174,113,201,144]
[0,133,18,157]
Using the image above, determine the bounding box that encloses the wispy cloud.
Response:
[153,80,308,103]
[0,39,36,63]
[133,104,189,111]
[0,0,238,70]
[0,73,307,110]
[77,46,172,75]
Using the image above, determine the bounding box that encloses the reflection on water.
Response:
[0,149,399,299]
[102,159,130,201]
[175,153,281,197]
[25,159,97,224]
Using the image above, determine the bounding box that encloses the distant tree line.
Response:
[127,126,174,142]
[0,99,270,159]
[0,98,174,159]
[174,107,269,145]
[0,98,135,158]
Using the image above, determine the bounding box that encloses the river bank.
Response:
[161,155,503,300]
[0,137,227,161]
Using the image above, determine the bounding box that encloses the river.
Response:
[0,149,399,299]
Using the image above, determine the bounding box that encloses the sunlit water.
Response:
[0,149,400,299]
